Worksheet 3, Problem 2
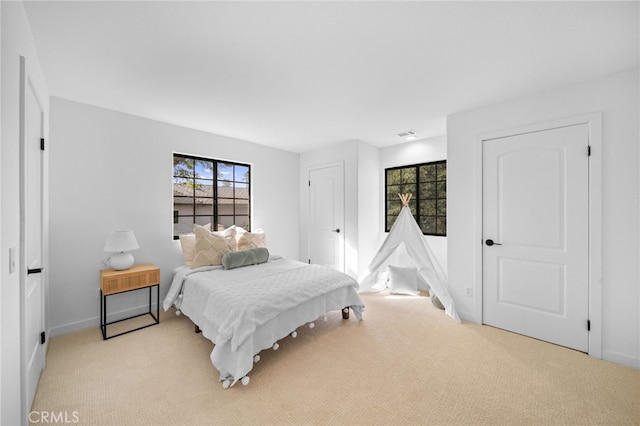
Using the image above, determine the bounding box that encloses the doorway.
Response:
[481,115,602,354]
[308,162,345,272]
[20,56,46,416]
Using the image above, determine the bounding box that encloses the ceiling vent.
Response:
[397,130,418,140]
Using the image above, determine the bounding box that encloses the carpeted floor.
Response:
[31,292,639,425]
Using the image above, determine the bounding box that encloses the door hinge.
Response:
[587,320,591,331]
[588,145,591,156]
[308,259,311,264]
[40,331,46,345]
[40,138,45,151]
[308,180,311,187]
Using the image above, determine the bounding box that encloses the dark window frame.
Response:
[385,160,447,236]
[173,153,251,240]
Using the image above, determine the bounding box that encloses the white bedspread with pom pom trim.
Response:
[164,257,364,386]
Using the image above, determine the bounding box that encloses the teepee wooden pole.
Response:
[398,193,412,207]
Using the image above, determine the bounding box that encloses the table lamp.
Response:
[104,230,139,270]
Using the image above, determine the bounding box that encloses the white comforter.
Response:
[164,257,364,385]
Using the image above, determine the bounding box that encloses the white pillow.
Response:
[179,234,196,267]
[235,227,247,249]
[388,265,419,296]
[179,225,237,266]
[191,225,233,268]
[237,229,267,251]
[217,225,238,251]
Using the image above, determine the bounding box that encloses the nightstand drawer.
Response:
[100,263,160,295]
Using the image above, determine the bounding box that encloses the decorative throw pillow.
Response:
[431,294,445,310]
[191,225,232,268]
[179,234,196,267]
[387,265,419,296]
[237,229,267,251]
[214,224,237,250]
[234,227,246,246]
[222,247,270,270]
[219,225,236,250]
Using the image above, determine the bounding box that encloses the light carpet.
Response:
[31,292,639,425]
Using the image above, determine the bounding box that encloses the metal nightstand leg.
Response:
[101,290,107,340]
[101,284,160,340]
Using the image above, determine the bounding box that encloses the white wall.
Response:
[356,141,380,277]
[48,98,300,336]
[299,140,381,278]
[379,136,448,273]
[299,140,359,276]
[1,2,50,424]
[299,137,448,280]
[448,68,639,369]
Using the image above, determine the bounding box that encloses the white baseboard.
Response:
[49,304,158,338]
[455,314,639,371]
[602,349,640,370]
[49,317,96,338]
[457,310,479,324]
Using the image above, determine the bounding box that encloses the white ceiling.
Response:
[23,1,639,153]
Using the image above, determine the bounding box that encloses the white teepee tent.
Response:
[359,194,461,323]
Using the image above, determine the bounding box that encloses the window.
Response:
[385,160,446,236]
[173,153,251,239]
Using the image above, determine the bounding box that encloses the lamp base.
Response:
[109,252,135,270]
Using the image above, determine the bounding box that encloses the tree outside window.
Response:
[385,161,446,236]
[173,153,251,239]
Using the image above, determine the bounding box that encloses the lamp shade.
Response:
[104,230,139,253]
[104,231,139,270]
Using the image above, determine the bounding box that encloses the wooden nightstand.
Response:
[100,263,160,340]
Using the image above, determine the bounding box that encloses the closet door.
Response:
[483,124,589,352]
[20,56,47,417]
[308,162,344,272]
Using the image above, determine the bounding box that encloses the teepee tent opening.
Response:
[359,194,461,323]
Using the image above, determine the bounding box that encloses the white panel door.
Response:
[20,56,46,415]
[309,164,344,271]
[483,124,589,352]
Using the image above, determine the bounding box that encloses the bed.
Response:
[163,254,364,388]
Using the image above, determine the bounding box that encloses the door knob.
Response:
[485,239,502,246]
[333,228,340,233]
